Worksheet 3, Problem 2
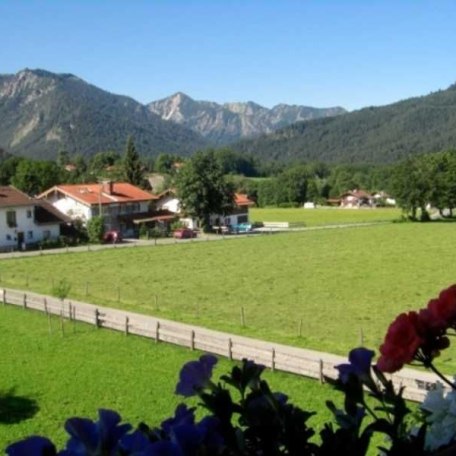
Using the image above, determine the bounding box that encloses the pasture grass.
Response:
[0,305,340,449]
[1,223,456,370]
[250,207,401,225]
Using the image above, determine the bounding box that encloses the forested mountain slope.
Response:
[233,84,456,164]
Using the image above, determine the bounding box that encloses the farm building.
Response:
[38,181,157,237]
[154,190,255,230]
[0,186,69,251]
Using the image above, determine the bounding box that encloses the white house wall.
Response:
[51,196,91,223]
[157,197,180,214]
[0,205,60,249]
[209,211,249,226]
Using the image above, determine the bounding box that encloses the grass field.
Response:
[250,207,401,225]
[2,222,456,369]
[0,305,340,449]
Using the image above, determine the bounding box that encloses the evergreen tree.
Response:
[123,136,143,186]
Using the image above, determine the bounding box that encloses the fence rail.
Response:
[1,286,445,402]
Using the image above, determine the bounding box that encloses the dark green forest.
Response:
[234,83,456,164]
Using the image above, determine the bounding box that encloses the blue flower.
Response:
[6,436,56,456]
[119,430,153,454]
[175,355,217,397]
[335,347,375,384]
[61,409,131,455]
[161,404,195,435]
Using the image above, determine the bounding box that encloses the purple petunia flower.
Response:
[6,436,56,456]
[61,409,131,455]
[175,355,218,397]
[161,404,195,434]
[335,347,375,384]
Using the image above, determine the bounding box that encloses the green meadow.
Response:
[0,305,340,449]
[2,222,456,368]
[250,207,401,225]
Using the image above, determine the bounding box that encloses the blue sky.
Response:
[1,0,456,111]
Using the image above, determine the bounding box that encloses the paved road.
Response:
[0,222,390,260]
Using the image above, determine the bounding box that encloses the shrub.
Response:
[86,216,104,243]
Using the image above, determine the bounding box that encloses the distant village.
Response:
[0,173,397,252]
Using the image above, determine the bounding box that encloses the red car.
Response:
[173,228,197,239]
[103,230,122,243]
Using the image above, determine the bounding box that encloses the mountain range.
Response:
[0,69,208,160]
[148,92,345,145]
[0,69,344,160]
[233,84,456,164]
[2,68,456,165]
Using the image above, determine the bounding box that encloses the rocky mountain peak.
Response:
[0,69,208,159]
[148,94,347,144]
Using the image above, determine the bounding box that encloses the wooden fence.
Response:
[1,286,446,402]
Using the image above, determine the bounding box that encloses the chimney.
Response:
[102,180,113,195]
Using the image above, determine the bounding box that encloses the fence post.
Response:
[319,359,324,384]
[190,330,195,350]
[44,297,48,314]
[271,348,276,372]
[125,316,129,336]
[95,309,100,328]
[60,311,65,337]
[228,338,233,360]
[2,289,5,305]
[240,307,245,327]
[23,293,27,309]
[155,321,160,343]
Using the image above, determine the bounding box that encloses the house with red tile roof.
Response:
[154,190,255,230]
[0,186,69,251]
[38,181,157,236]
[339,190,374,208]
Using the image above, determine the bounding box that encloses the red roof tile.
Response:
[235,193,255,206]
[0,186,33,207]
[39,183,157,206]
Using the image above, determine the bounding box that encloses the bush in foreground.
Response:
[7,285,456,455]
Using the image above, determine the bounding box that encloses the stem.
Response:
[362,401,378,420]
[426,362,456,390]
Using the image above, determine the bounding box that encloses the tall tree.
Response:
[11,159,61,195]
[123,136,143,186]
[175,150,235,230]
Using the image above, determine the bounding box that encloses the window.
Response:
[6,234,11,241]
[27,231,33,239]
[6,211,16,228]
[43,230,51,240]
[237,215,248,223]
[26,210,32,218]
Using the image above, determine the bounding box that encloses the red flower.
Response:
[427,285,456,329]
[377,312,424,373]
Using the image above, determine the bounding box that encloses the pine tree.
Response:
[123,136,143,186]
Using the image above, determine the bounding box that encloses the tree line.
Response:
[2,138,456,221]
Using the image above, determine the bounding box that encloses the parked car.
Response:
[103,230,122,243]
[173,228,197,239]
[230,223,252,234]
